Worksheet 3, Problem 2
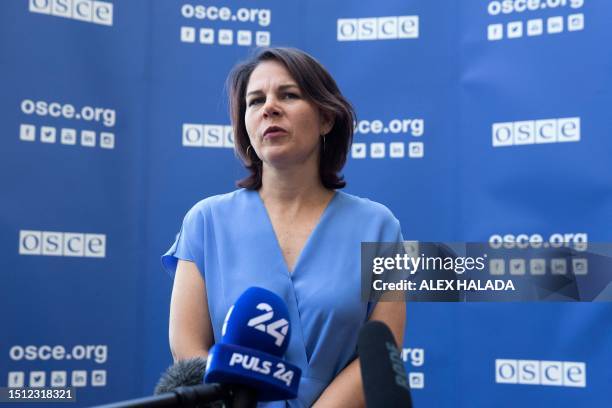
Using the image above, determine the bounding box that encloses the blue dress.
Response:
[162,189,404,407]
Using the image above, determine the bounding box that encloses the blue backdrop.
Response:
[1,0,611,407]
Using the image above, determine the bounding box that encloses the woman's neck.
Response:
[259,161,332,207]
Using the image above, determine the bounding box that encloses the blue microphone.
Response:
[205,287,302,403]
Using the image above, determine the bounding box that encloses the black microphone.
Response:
[155,357,210,394]
[91,357,228,408]
[357,320,413,408]
[155,357,226,407]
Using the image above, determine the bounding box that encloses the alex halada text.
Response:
[373,279,515,291]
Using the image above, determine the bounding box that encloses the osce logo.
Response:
[492,117,580,147]
[29,0,114,26]
[337,16,419,41]
[495,359,586,387]
[19,230,106,258]
[183,123,234,148]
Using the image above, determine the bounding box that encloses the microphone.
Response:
[205,287,302,406]
[155,357,210,394]
[91,357,228,408]
[154,357,226,407]
[358,320,413,408]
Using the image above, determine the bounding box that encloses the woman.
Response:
[162,47,405,407]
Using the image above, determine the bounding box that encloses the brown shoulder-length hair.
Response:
[227,47,356,190]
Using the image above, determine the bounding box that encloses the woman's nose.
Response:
[262,97,282,118]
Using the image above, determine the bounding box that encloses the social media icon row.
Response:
[488,258,588,275]
[488,14,584,41]
[351,142,424,159]
[19,124,115,149]
[181,26,270,46]
[8,370,106,388]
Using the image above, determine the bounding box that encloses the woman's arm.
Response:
[312,301,406,407]
[169,259,214,362]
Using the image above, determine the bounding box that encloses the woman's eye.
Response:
[248,98,264,107]
[283,92,299,99]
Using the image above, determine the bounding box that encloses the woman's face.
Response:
[244,60,332,168]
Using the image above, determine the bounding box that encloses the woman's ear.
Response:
[320,111,335,136]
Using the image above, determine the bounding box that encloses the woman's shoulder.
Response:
[185,188,252,216]
[334,190,399,222]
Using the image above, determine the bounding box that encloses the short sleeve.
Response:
[366,213,407,317]
[161,204,207,279]
[385,215,404,245]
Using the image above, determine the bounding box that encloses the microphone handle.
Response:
[175,384,228,405]
[91,393,180,408]
[91,383,227,408]
[230,385,258,408]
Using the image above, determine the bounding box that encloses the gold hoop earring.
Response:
[246,145,260,163]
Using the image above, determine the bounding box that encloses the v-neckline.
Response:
[255,190,338,276]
